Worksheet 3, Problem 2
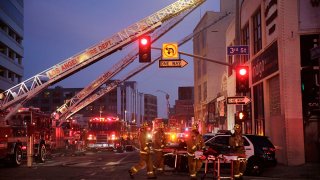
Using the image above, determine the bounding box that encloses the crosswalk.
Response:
[30,151,137,168]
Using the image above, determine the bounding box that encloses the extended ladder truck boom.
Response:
[0,0,206,120]
[54,7,197,122]
[63,11,231,120]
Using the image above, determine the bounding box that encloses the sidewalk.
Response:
[128,163,320,180]
[257,163,320,179]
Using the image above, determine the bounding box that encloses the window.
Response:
[228,56,233,77]
[0,43,7,55]
[203,81,207,101]
[253,9,262,54]
[202,60,207,75]
[241,23,250,62]
[253,83,265,135]
[197,60,201,78]
[0,66,5,77]
[198,85,201,103]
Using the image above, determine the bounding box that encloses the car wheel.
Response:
[246,157,263,176]
[12,145,23,166]
[38,144,46,163]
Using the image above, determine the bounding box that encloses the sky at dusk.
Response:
[23,0,220,118]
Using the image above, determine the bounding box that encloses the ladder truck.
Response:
[54,6,198,123]
[0,0,206,120]
[0,0,206,166]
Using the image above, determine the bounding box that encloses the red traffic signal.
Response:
[235,66,249,93]
[139,36,151,63]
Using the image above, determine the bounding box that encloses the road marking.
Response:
[105,154,129,166]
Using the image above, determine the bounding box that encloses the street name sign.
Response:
[159,59,188,68]
[227,45,249,55]
[162,43,179,60]
[227,96,251,105]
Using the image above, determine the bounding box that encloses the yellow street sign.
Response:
[159,59,188,68]
[162,43,179,60]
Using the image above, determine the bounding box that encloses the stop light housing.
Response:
[236,111,247,122]
[236,66,249,93]
[139,35,151,63]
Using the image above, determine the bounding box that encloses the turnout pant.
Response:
[154,150,164,172]
[187,155,203,178]
[130,152,155,178]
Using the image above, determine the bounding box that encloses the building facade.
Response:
[194,0,319,165]
[225,0,320,165]
[143,94,157,123]
[27,81,152,127]
[0,0,24,92]
[193,0,236,133]
[172,86,194,127]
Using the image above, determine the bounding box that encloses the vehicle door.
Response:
[243,136,254,158]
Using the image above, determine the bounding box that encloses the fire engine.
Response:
[0,107,53,166]
[86,116,125,150]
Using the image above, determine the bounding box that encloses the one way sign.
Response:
[227,96,251,105]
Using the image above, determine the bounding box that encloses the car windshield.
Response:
[203,134,215,142]
[245,135,275,148]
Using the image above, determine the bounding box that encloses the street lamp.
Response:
[156,90,170,119]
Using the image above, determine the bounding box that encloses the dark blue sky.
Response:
[23,0,220,118]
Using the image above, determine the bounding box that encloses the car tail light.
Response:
[262,147,276,154]
[21,146,27,150]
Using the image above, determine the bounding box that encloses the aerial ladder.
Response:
[54,7,198,122]
[62,11,232,121]
[0,0,206,120]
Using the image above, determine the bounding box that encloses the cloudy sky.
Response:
[23,0,220,118]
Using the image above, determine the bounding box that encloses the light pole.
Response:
[156,90,170,119]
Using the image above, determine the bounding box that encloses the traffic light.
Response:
[139,35,151,63]
[235,66,249,93]
[236,111,247,122]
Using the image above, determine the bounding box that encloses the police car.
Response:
[205,133,277,176]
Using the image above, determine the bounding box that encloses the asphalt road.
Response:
[0,150,319,180]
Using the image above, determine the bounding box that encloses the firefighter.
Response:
[128,122,156,179]
[186,124,205,179]
[153,122,166,173]
[229,124,247,178]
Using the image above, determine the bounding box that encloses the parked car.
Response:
[205,134,277,176]
[124,145,136,152]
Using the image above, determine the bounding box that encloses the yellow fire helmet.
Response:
[234,124,241,130]
[159,122,164,129]
[141,122,149,128]
[192,123,199,130]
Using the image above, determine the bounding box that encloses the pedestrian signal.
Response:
[236,111,247,122]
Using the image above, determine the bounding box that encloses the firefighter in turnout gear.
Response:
[129,123,156,179]
[153,122,166,173]
[186,124,205,179]
[229,124,247,178]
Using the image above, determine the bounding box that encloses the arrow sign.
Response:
[159,59,188,68]
[227,96,251,105]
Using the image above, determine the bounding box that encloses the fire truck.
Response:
[0,107,53,166]
[86,116,125,151]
